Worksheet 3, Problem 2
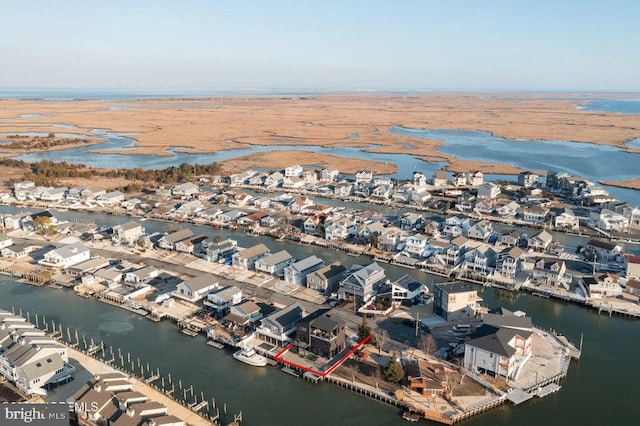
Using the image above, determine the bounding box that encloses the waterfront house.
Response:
[455,194,476,212]
[171,182,199,197]
[531,259,568,287]
[467,220,493,241]
[285,164,304,177]
[585,273,623,298]
[358,221,386,241]
[518,171,539,188]
[283,175,305,189]
[321,168,339,182]
[228,301,263,325]
[0,233,13,250]
[284,255,326,286]
[424,220,441,238]
[13,181,35,200]
[203,238,238,262]
[496,247,526,279]
[204,286,243,316]
[304,215,326,236]
[371,184,392,200]
[1,243,36,259]
[442,236,469,266]
[255,250,295,277]
[3,213,29,230]
[497,201,521,217]
[355,170,373,184]
[392,186,412,203]
[553,208,579,230]
[112,221,145,245]
[96,190,124,206]
[499,229,527,247]
[378,228,408,252]
[230,170,256,186]
[433,282,479,321]
[474,199,496,215]
[522,205,550,224]
[411,188,432,204]
[468,171,484,186]
[306,261,347,293]
[586,239,622,262]
[476,182,500,200]
[19,210,58,233]
[333,183,354,197]
[462,246,497,276]
[400,213,423,231]
[216,209,246,224]
[288,196,314,213]
[265,171,284,188]
[80,186,106,201]
[196,206,222,221]
[451,172,467,187]
[94,266,125,289]
[294,309,346,358]
[174,234,207,255]
[337,262,387,303]
[236,211,268,228]
[432,171,448,187]
[233,192,254,206]
[173,200,203,217]
[232,243,270,270]
[39,186,68,202]
[527,230,553,252]
[303,169,320,183]
[589,209,628,232]
[413,172,427,187]
[157,229,194,250]
[404,234,430,258]
[248,173,268,186]
[253,196,272,209]
[464,325,533,381]
[443,214,470,238]
[123,265,159,286]
[260,213,285,228]
[626,255,640,279]
[173,273,219,303]
[256,303,306,346]
[406,360,448,396]
[624,279,640,296]
[391,275,427,306]
[324,218,357,241]
[39,242,90,269]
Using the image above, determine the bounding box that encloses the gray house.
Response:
[306,261,347,293]
[255,250,295,277]
[283,255,326,286]
[232,244,270,270]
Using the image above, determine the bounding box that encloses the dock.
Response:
[180,329,199,337]
[281,367,300,377]
[206,340,224,349]
[506,388,534,405]
[536,383,561,397]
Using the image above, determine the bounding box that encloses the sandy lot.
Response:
[1,93,639,174]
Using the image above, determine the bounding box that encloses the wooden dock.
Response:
[206,340,224,349]
[180,329,199,337]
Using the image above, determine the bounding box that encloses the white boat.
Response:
[233,346,268,367]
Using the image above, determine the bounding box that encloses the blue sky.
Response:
[1,0,638,91]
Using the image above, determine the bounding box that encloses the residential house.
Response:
[467,220,493,241]
[462,246,497,276]
[590,209,628,232]
[391,275,427,306]
[295,309,346,358]
[320,168,339,182]
[230,170,256,186]
[236,211,268,228]
[282,175,306,189]
[227,301,263,325]
[304,215,325,236]
[157,229,194,250]
[96,190,124,206]
[172,273,219,303]
[265,171,284,188]
[443,214,470,238]
[464,325,532,381]
[0,234,13,250]
[499,229,527,247]
[497,201,521,217]
[39,187,68,202]
[586,239,622,262]
[232,243,270,270]
[216,209,246,224]
[496,247,526,279]
[371,185,392,200]
[112,221,145,245]
[39,243,90,269]
[433,282,479,321]
[451,172,467,186]
[288,196,314,213]
[204,286,243,316]
[626,255,640,279]
[284,164,303,177]
[337,262,387,303]
[442,236,469,266]
[404,234,430,258]
[553,208,579,230]
[173,200,203,217]
[80,186,106,202]
[1,243,36,259]
[333,183,354,197]
[527,230,553,252]
[284,256,325,286]
[355,170,373,184]
[256,303,306,346]
[518,171,539,188]
[411,188,432,204]
[203,238,238,262]
[468,171,484,186]
[378,228,407,252]
[455,194,476,212]
[432,171,448,187]
[624,279,640,296]
[13,181,35,200]
[248,173,268,187]
[171,182,199,197]
[324,218,357,241]
[406,360,448,396]
[476,182,500,200]
[531,259,568,287]
[522,206,550,224]
[255,250,295,277]
[413,172,427,187]
[253,196,271,209]
[358,221,387,241]
[306,261,347,293]
[585,273,623,298]
[400,213,423,231]
[123,265,159,286]
[174,234,207,255]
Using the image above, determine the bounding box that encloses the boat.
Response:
[233,346,268,367]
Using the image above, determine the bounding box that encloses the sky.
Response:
[1,0,639,91]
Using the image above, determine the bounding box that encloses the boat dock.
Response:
[181,329,199,337]
[206,340,224,349]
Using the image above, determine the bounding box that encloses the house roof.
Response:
[300,308,345,332]
[435,282,475,295]
[451,236,468,246]
[626,255,640,265]
[263,303,305,328]
[236,243,270,259]
[2,243,34,253]
[116,221,141,231]
[587,239,619,251]
[466,325,531,357]
[530,230,553,243]
[482,313,532,330]
[181,273,218,292]
[234,301,260,315]
[626,279,640,291]
[259,250,293,266]
[312,261,346,281]
[210,286,242,302]
[288,255,324,273]
[394,275,423,292]
[47,242,88,259]
[160,229,194,245]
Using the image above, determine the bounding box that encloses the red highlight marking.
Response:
[274,334,372,378]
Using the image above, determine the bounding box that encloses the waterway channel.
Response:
[0,206,639,424]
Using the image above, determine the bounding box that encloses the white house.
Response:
[553,208,579,230]
[0,233,13,250]
[476,182,500,200]
[522,206,549,224]
[355,170,373,184]
[284,165,304,177]
[468,171,484,186]
[590,209,628,232]
[112,221,145,245]
[443,214,470,238]
[39,243,90,269]
[518,172,539,188]
[204,286,243,315]
[338,263,387,303]
[96,190,124,206]
[255,303,306,346]
[283,255,325,286]
[324,218,357,241]
[172,274,219,303]
[467,220,493,241]
[586,239,622,262]
[391,275,427,306]
[497,201,521,217]
[404,234,430,258]
[255,250,295,277]
[232,243,270,270]
[171,182,199,197]
[321,168,339,182]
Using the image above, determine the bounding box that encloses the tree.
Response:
[369,234,379,248]
[420,334,437,356]
[384,352,405,383]
[345,363,359,382]
[33,216,57,236]
[373,328,389,355]
[357,316,372,342]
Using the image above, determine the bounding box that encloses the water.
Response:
[390,127,640,206]
[578,99,640,115]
